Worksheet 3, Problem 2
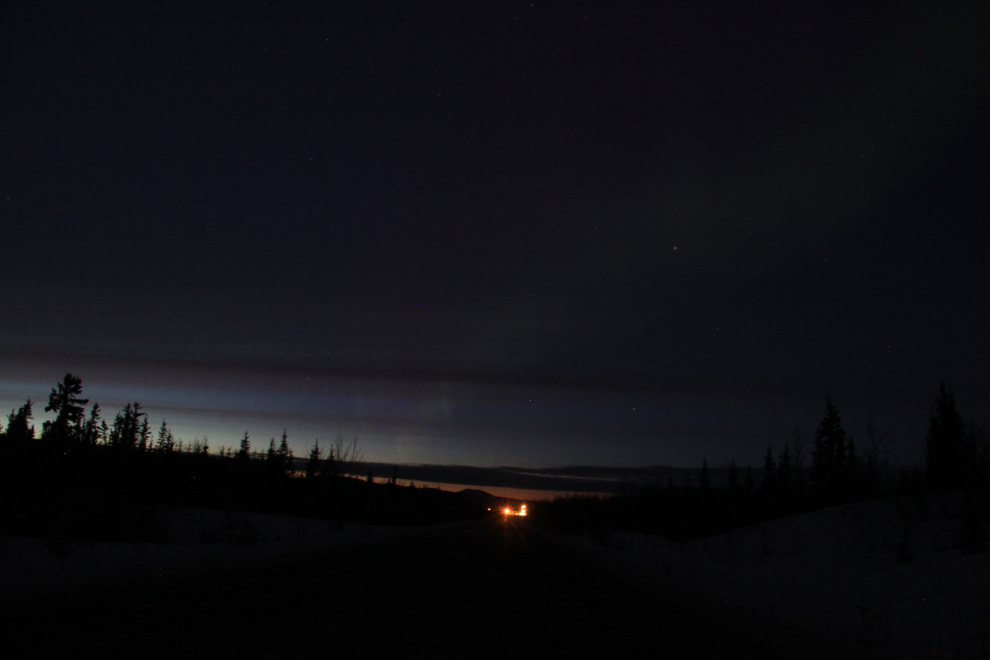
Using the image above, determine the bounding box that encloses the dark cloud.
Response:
[1,2,987,467]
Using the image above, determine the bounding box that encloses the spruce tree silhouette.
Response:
[81,404,104,445]
[863,419,893,494]
[237,431,251,462]
[4,400,35,443]
[306,439,322,478]
[319,444,336,478]
[925,383,975,489]
[156,419,175,453]
[777,445,793,505]
[811,396,849,502]
[137,416,151,452]
[42,374,88,443]
[277,429,293,474]
[110,403,145,449]
[761,445,776,496]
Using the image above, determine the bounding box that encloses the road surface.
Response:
[6,517,835,659]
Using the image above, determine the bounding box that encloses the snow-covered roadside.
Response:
[556,492,990,659]
[0,506,418,606]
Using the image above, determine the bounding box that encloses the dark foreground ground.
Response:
[4,517,880,659]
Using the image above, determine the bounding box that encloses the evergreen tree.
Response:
[845,436,859,494]
[42,374,89,443]
[266,438,278,463]
[138,417,151,452]
[156,419,174,453]
[277,429,292,473]
[727,460,739,492]
[790,423,809,496]
[811,396,849,499]
[5,400,35,443]
[237,431,251,461]
[81,404,103,445]
[864,418,892,494]
[925,383,975,489]
[110,403,145,449]
[110,404,131,448]
[319,445,336,478]
[306,439,323,478]
[761,445,776,495]
[777,445,793,502]
[699,458,710,492]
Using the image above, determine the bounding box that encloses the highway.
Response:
[7,517,827,659]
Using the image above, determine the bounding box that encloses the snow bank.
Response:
[0,506,415,606]
[558,492,990,659]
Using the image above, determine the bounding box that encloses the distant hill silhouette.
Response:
[362,462,725,494]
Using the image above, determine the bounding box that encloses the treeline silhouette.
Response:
[0,374,487,543]
[536,385,990,543]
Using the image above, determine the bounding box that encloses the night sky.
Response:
[2,2,988,470]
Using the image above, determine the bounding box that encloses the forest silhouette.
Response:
[0,374,488,543]
[1,375,987,547]
[536,384,988,548]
